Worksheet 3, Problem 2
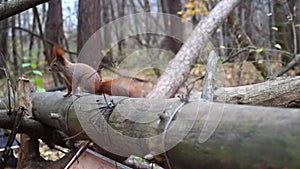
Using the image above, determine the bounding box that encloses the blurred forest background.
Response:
[0,0,299,96]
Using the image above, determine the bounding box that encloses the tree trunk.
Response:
[295,1,300,54]
[1,77,300,168]
[45,0,64,85]
[147,0,241,98]
[45,0,64,47]
[0,0,8,78]
[77,0,100,53]
[100,0,113,66]
[274,0,293,64]
[11,16,20,78]
[160,0,182,54]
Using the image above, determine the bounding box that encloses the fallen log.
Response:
[1,92,299,168]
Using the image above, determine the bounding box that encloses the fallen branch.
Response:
[214,76,300,107]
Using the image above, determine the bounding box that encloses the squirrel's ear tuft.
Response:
[52,45,65,57]
[52,45,66,63]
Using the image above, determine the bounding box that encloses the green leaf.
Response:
[22,63,37,68]
[34,78,43,87]
[32,70,43,76]
[30,63,37,69]
[256,48,264,53]
[22,63,31,68]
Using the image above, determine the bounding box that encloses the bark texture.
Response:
[0,0,8,78]
[77,0,100,52]
[45,0,64,47]
[0,0,50,20]
[214,76,300,107]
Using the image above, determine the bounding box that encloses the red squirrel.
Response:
[101,78,141,97]
[49,46,141,97]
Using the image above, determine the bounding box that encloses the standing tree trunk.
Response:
[274,1,293,64]
[11,16,20,78]
[45,0,64,47]
[0,0,8,78]
[295,1,300,54]
[100,0,113,66]
[77,0,100,53]
[45,0,64,85]
[160,0,183,54]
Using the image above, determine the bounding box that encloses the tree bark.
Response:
[213,76,300,107]
[147,0,241,98]
[45,0,64,47]
[295,1,300,54]
[77,0,100,52]
[0,0,50,21]
[45,0,64,86]
[0,0,8,78]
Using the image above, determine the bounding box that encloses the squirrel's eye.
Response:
[53,63,58,67]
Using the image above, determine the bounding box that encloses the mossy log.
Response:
[1,91,300,169]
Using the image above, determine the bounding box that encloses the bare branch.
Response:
[274,54,300,77]
[0,0,50,21]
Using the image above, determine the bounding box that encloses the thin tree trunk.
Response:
[28,12,36,64]
[11,16,19,78]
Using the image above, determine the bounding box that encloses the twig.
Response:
[100,63,148,83]
[273,53,300,77]
[0,107,25,167]
[223,46,294,64]
[13,26,77,55]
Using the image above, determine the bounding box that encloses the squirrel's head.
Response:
[49,45,67,72]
